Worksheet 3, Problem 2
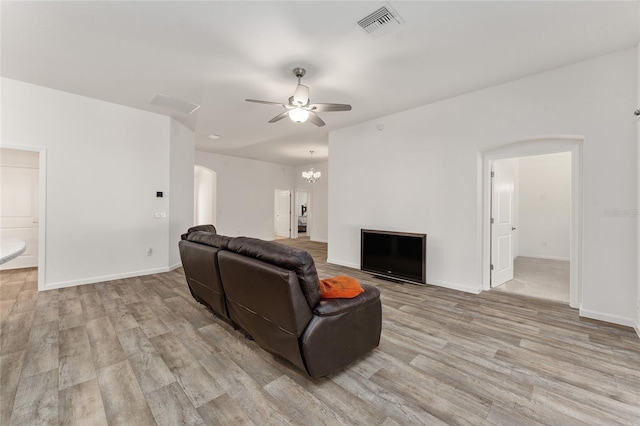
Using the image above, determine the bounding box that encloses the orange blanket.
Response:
[319,276,364,299]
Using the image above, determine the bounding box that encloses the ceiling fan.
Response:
[245,67,352,127]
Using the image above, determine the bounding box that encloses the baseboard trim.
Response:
[169,262,182,271]
[579,308,636,329]
[517,254,570,262]
[326,258,359,269]
[428,279,483,294]
[43,266,171,291]
[635,324,640,339]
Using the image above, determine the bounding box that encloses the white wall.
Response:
[169,119,195,269]
[1,78,176,289]
[295,161,328,242]
[518,152,571,261]
[329,48,637,326]
[195,151,293,240]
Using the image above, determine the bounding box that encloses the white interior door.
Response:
[491,161,515,287]
[275,190,291,238]
[1,166,39,269]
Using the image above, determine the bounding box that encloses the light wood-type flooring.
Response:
[1,239,639,425]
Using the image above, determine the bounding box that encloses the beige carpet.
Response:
[493,256,570,303]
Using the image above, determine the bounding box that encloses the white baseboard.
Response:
[428,279,483,294]
[517,254,570,262]
[635,324,640,339]
[169,262,182,271]
[579,307,636,329]
[43,266,171,291]
[326,258,359,269]
[311,238,328,243]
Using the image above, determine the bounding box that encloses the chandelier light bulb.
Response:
[302,150,321,183]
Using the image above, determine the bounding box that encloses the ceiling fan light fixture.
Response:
[289,107,309,123]
[245,66,351,127]
[293,84,309,105]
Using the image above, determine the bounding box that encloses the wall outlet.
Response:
[153,211,166,218]
[147,247,153,256]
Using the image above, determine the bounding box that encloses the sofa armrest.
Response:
[301,284,381,378]
[313,284,380,316]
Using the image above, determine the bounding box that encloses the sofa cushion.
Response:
[227,237,321,307]
[314,284,380,316]
[187,231,231,249]
[319,276,364,299]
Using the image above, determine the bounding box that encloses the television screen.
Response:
[361,229,426,284]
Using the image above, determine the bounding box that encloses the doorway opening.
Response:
[481,135,582,309]
[295,190,310,239]
[194,165,217,227]
[0,146,46,290]
[274,189,291,240]
[490,153,571,303]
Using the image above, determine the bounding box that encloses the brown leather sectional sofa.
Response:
[178,225,382,378]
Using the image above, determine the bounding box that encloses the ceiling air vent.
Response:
[357,5,403,35]
[149,94,200,115]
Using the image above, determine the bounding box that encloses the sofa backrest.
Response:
[226,237,321,308]
[217,249,313,371]
[178,231,231,320]
[181,224,217,241]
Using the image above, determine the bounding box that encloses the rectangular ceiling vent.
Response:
[357,5,403,35]
[149,94,200,115]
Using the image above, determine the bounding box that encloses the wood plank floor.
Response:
[1,239,639,425]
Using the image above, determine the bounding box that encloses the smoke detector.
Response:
[357,5,404,35]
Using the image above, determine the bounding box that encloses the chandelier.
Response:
[302,150,321,183]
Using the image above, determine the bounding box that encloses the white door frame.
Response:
[1,144,47,291]
[481,135,582,309]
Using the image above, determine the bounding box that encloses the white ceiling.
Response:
[2,1,638,165]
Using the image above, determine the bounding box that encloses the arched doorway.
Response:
[194,165,217,226]
[481,135,583,309]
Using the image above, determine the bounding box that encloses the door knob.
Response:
[511,227,516,231]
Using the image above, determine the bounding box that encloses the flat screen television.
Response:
[361,229,426,285]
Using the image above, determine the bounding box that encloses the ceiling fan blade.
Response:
[308,111,325,127]
[246,99,287,108]
[308,103,352,112]
[268,111,290,123]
